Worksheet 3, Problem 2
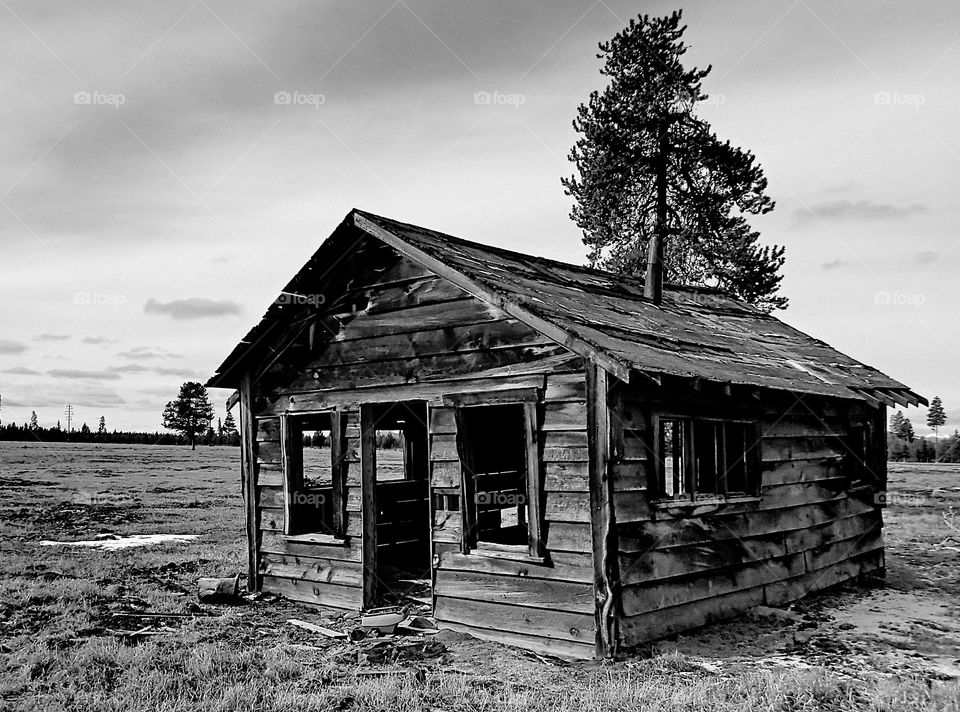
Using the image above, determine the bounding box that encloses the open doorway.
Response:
[367,401,431,608]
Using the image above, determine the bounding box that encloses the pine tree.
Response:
[162,381,215,450]
[29,411,38,430]
[98,416,107,435]
[222,411,239,446]
[927,396,946,449]
[562,10,785,310]
[890,411,906,436]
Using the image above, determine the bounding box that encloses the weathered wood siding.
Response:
[613,382,886,647]
[246,248,596,651]
[431,370,597,659]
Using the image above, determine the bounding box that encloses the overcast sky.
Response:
[1,0,956,433]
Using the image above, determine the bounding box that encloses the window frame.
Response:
[445,389,543,561]
[279,410,348,544]
[651,413,761,505]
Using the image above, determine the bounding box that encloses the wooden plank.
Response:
[524,400,543,556]
[239,373,260,591]
[436,549,593,584]
[430,460,460,488]
[432,510,461,544]
[758,478,848,510]
[260,532,361,561]
[804,528,884,572]
[541,401,587,431]
[761,436,844,463]
[359,404,377,607]
[330,410,346,537]
[279,415,299,536]
[436,620,594,660]
[544,491,592,523]
[261,575,361,612]
[782,511,882,555]
[619,585,766,646]
[546,522,594,554]
[544,374,586,401]
[259,507,284,532]
[586,362,615,658]
[542,447,589,463]
[764,548,883,607]
[620,552,806,617]
[256,464,283,487]
[612,490,651,524]
[259,553,364,587]
[544,463,590,492]
[763,459,841,487]
[258,441,281,464]
[434,569,593,613]
[617,535,788,586]
[433,596,595,646]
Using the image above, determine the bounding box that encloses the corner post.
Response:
[238,373,260,591]
[586,361,619,657]
[359,404,378,607]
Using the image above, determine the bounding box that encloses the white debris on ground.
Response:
[38,534,199,549]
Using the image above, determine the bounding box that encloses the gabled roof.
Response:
[208,209,924,408]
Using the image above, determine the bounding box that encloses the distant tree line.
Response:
[1,409,240,446]
[888,397,959,462]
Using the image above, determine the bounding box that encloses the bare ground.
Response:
[1,444,958,711]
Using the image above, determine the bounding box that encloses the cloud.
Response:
[144,297,243,320]
[794,200,926,226]
[155,367,200,377]
[915,251,938,266]
[109,363,149,373]
[118,346,182,360]
[34,333,70,341]
[82,336,118,345]
[821,258,854,271]
[0,340,27,354]
[48,369,121,380]
[2,366,41,375]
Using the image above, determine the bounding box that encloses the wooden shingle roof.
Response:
[209,209,924,408]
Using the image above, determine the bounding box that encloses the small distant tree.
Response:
[222,411,239,446]
[80,422,90,437]
[98,416,107,436]
[927,396,946,448]
[29,411,38,430]
[162,381,215,450]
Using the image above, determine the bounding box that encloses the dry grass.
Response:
[1,443,959,711]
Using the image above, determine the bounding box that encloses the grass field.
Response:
[1,443,958,711]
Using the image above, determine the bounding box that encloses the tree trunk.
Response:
[191,436,196,451]
[644,119,669,305]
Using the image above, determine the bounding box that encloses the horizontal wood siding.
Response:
[615,384,886,648]
[431,371,596,658]
[254,413,363,611]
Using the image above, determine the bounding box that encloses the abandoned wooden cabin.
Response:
[207,209,925,659]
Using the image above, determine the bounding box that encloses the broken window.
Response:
[455,401,542,556]
[842,423,874,488]
[656,417,758,501]
[281,412,346,538]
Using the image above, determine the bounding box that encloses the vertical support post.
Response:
[523,401,543,557]
[359,404,378,608]
[279,415,301,535]
[330,410,346,538]
[238,373,260,592]
[586,362,618,657]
